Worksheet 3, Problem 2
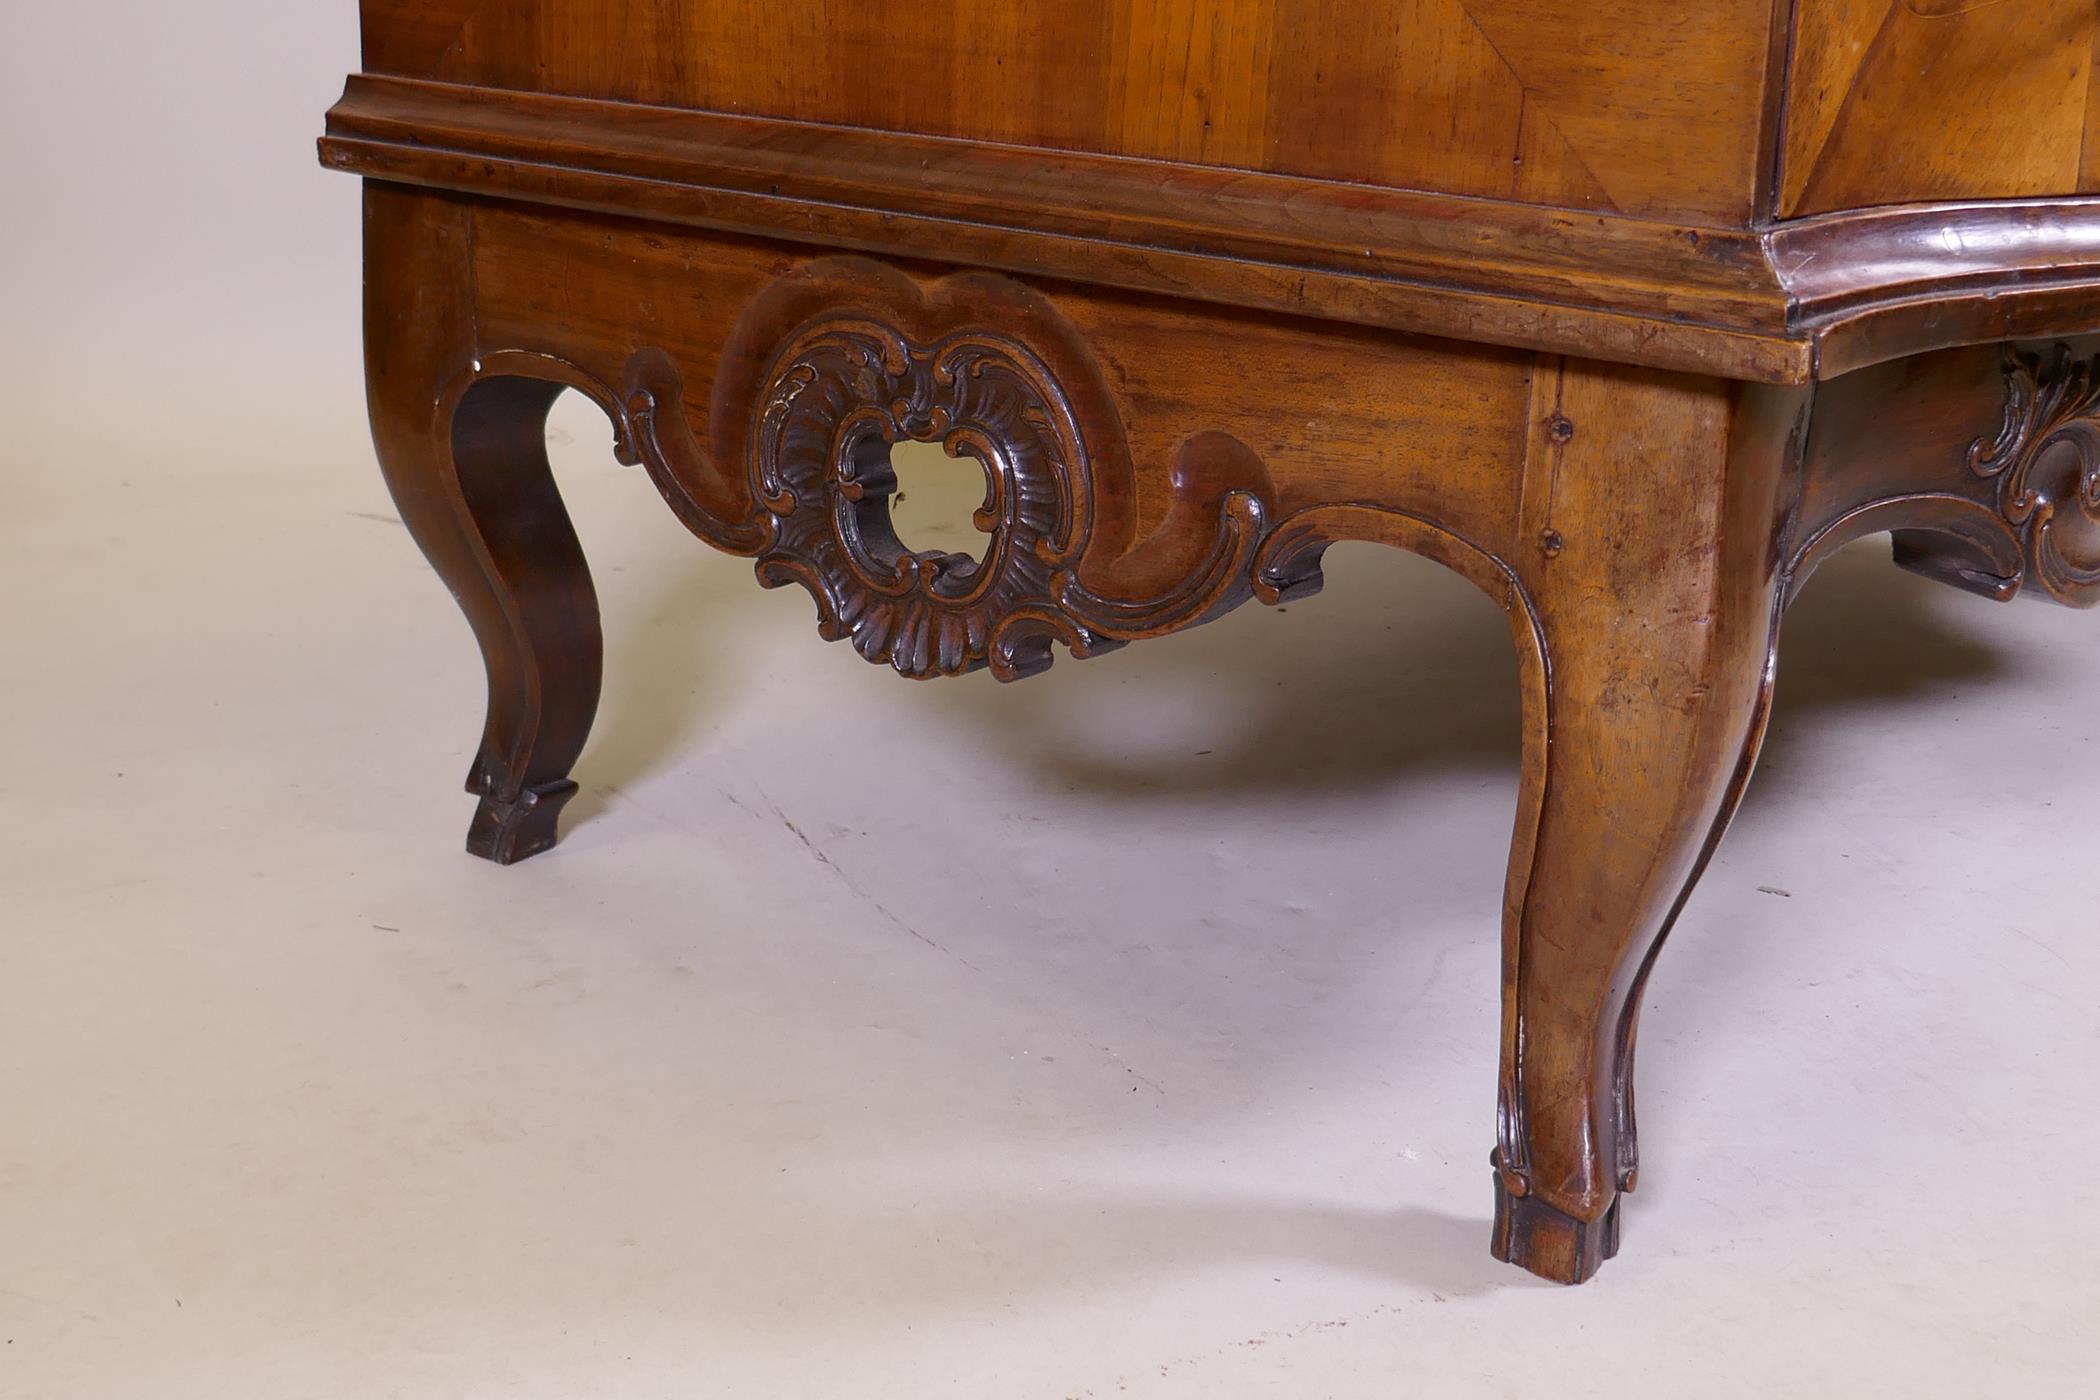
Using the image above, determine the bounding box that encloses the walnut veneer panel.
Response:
[1782,0,2100,217]
[360,0,1784,223]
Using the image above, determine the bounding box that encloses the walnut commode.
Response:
[324,2,2100,1283]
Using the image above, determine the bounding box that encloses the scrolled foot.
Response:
[465,780,580,865]
[1490,1159,1622,1285]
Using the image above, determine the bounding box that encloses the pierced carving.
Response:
[751,320,1104,679]
[615,259,1273,680]
[1965,343,2100,607]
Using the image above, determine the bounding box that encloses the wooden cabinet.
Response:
[323,1,2100,1283]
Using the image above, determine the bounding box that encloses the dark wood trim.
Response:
[1770,199,2100,379]
[1787,339,2100,610]
[320,75,1808,384]
[322,76,2100,388]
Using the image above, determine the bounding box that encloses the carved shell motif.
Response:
[606,261,1271,679]
[697,261,1270,680]
[752,322,1098,679]
[1970,344,2100,607]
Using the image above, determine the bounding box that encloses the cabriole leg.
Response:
[1491,364,1802,1282]
[363,186,602,863]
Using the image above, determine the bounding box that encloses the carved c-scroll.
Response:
[1787,340,2100,609]
[747,316,1101,679]
[1963,343,2100,608]
[617,257,1273,680]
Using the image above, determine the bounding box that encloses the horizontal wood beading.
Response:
[323,77,2100,384]
[322,76,1807,383]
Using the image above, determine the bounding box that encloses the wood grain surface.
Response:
[323,75,2100,384]
[1782,0,2100,216]
[359,0,1785,223]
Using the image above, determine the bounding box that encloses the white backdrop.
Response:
[0,4,363,474]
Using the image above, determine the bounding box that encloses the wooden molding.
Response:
[323,76,2100,385]
[1770,200,2100,379]
[320,75,1806,383]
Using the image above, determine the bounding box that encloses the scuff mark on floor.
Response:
[1093,1302,1413,1394]
[755,788,983,974]
[1099,1046,1166,1095]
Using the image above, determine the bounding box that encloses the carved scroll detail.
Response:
[751,319,1105,680]
[1792,341,2100,609]
[616,259,1274,680]
[1966,344,2100,607]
